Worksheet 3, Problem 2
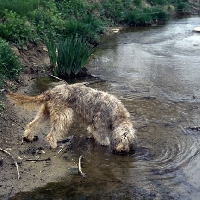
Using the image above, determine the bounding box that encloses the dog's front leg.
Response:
[90,126,110,146]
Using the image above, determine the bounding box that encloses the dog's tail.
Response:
[5,89,49,110]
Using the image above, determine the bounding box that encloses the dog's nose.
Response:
[118,150,128,155]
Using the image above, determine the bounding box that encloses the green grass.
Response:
[0,37,21,86]
[0,0,39,17]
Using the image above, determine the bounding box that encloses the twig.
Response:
[57,148,63,154]
[0,89,5,92]
[187,126,200,131]
[49,75,67,83]
[7,186,14,199]
[25,157,51,162]
[78,155,86,178]
[0,148,20,180]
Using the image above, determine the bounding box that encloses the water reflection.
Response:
[11,17,200,200]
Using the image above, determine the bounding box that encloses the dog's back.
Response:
[47,84,131,126]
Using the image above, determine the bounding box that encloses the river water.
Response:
[11,17,200,199]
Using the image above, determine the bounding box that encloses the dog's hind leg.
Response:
[24,104,49,141]
[46,108,74,148]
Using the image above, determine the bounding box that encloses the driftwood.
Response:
[187,126,200,131]
[49,74,106,86]
[49,75,66,82]
[0,148,20,180]
[78,155,86,178]
[25,157,51,162]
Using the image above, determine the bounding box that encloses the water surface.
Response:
[11,17,200,200]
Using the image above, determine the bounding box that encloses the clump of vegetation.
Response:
[0,0,191,47]
[0,10,39,48]
[0,0,192,44]
[0,38,21,86]
[125,7,168,25]
[45,35,95,77]
[0,0,39,17]
[0,0,194,79]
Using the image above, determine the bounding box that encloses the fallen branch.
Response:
[0,89,5,92]
[57,148,63,154]
[49,75,67,83]
[78,155,86,178]
[0,148,20,180]
[49,74,104,86]
[25,157,51,162]
[187,126,200,131]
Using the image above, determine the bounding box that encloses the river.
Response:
[11,16,200,200]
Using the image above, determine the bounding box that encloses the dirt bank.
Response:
[0,44,81,200]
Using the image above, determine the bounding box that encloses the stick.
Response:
[78,155,86,178]
[25,157,51,162]
[7,186,14,199]
[49,75,67,83]
[0,89,5,92]
[187,126,200,131]
[0,148,20,180]
[57,148,63,154]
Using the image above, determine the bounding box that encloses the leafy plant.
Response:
[151,7,168,22]
[31,8,65,40]
[102,0,125,23]
[0,10,38,48]
[45,35,95,77]
[125,8,151,25]
[125,7,168,26]
[175,0,189,14]
[56,0,87,19]
[0,38,21,85]
[0,0,39,17]
[146,0,168,6]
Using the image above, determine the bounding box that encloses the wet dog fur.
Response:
[6,83,136,153]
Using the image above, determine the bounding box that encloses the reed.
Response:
[45,35,95,77]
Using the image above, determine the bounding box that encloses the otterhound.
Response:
[6,83,136,153]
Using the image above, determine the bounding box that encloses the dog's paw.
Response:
[23,136,38,143]
[33,136,39,141]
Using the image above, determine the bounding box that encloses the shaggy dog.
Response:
[6,83,136,153]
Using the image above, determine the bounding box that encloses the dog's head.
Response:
[112,123,136,154]
[114,134,131,154]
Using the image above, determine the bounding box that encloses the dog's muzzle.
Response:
[113,149,129,155]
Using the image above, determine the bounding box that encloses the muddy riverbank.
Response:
[0,44,81,199]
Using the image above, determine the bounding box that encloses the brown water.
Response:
[11,17,200,200]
